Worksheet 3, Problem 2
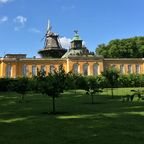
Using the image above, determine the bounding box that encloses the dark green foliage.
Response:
[0,78,17,92]
[118,74,130,88]
[10,77,29,101]
[65,72,85,93]
[101,68,121,98]
[83,76,102,104]
[96,36,144,58]
[35,67,67,114]
[118,74,144,88]
[95,75,108,89]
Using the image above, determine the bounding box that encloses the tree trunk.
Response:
[53,97,55,114]
[21,94,24,101]
[111,87,113,98]
[90,86,94,104]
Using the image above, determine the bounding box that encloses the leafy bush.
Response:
[0,78,17,92]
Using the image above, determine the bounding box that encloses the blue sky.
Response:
[0,0,144,57]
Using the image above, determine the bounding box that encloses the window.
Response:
[93,64,98,75]
[128,65,132,74]
[22,65,27,76]
[59,65,63,72]
[73,64,78,74]
[135,65,140,74]
[50,65,55,74]
[112,65,116,69]
[104,65,109,72]
[41,65,45,72]
[32,65,37,77]
[120,65,125,74]
[6,66,11,77]
[83,64,88,76]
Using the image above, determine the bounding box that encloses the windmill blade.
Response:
[47,26,52,34]
[41,33,46,42]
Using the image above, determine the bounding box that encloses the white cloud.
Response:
[82,41,85,45]
[13,16,27,30]
[62,5,75,10]
[0,0,13,3]
[14,26,24,31]
[59,37,71,49]
[13,16,26,25]
[29,28,41,33]
[0,16,8,23]
[59,37,85,49]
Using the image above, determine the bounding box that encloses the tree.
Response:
[84,76,102,104]
[37,67,67,114]
[101,68,121,98]
[66,72,85,94]
[118,74,130,96]
[10,76,29,101]
[95,36,144,58]
[95,75,108,90]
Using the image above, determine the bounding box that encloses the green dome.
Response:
[71,34,82,42]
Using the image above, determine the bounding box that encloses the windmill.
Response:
[41,20,52,42]
[38,20,67,58]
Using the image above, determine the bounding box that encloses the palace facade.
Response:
[0,26,144,78]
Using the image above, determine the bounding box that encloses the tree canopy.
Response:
[95,36,144,58]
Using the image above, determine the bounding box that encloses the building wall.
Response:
[0,59,67,78]
[0,62,1,77]
[103,60,144,74]
[68,60,104,75]
[1,58,144,78]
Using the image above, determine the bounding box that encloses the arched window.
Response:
[104,65,109,72]
[93,64,98,75]
[135,65,140,74]
[22,65,27,76]
[120,65,125,74]
[41,65,45,72]
[83,64,88,76]
[59,65,63,72]
[32,65,37,77]
[6,66,11,77]
[112,65,116,69]
[73,64,78,74]
[50,65,55,74]
[128,65,132,74]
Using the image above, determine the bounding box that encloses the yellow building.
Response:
[0,27,144,78]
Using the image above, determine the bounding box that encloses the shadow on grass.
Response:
[42,111,69,115]
[82,102,105,104]
[1,90,144,143]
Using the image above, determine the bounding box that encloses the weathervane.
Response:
[74,30,78,34]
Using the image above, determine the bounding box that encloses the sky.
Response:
[0,0,144,58]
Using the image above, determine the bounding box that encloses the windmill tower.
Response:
[38,20,67,58]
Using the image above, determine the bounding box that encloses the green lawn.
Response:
[1,88,144,144]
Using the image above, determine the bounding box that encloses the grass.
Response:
[1,88,144,144]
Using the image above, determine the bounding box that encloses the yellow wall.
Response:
[103,60,144,74]
[1,58,144,78]
[69,60,103,75]
[0,60,67,78]
[0,62,1,77]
